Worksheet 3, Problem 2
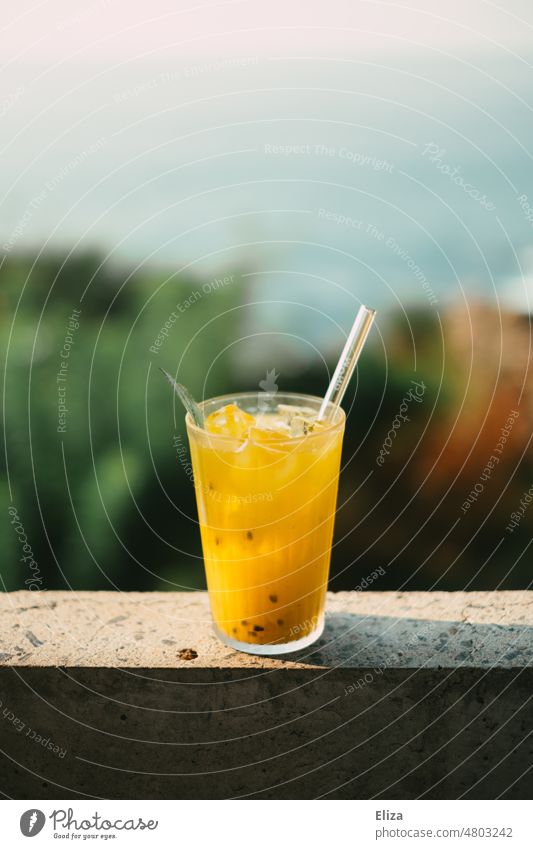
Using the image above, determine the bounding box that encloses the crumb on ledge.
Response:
[178,648,198,660]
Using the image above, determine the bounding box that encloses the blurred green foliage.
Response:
[1,253,241,592]
[1,253,531,592]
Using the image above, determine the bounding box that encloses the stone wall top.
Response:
[0,591,530,670]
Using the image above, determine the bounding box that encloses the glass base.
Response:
[213,617,325,656]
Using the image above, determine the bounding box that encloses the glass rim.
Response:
[185,391,346,444]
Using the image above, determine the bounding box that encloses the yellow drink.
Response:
[186,392,345,654]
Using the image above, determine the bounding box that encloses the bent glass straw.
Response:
[318,305,376,420]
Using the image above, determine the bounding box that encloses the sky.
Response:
[2,0,533,317]
[2,0,533,64]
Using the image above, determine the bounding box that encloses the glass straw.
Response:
[159,368,204,427]
[318,305,376,420]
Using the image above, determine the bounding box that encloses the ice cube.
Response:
[250,426,288,443]
[254,412,291,434]
[290,416,312,437]
[204,403,255,438]
[276,404,318,425]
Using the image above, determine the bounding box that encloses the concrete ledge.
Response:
[0,591,531,799]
